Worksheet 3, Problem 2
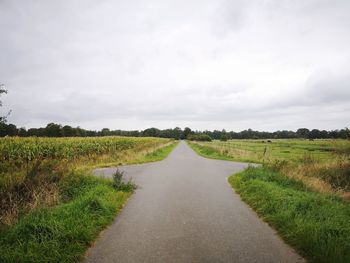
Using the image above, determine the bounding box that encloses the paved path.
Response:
[85,141,304,263]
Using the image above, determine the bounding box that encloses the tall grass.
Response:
[229,167,350,263]
[0,173,132,262]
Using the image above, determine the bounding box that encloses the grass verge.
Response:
[142,141,179,163]
[0,172,132,263]
[229,167,350,263]
[187,141,257,163]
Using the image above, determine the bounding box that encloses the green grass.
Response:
[0,172,131,263]
[189,139,349,163]
[143,141,179,162]
[229,167,350,263]
[187,141,258,163]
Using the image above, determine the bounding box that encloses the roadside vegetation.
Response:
[188,139,350,262]
[0,136,177,262]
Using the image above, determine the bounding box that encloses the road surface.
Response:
[85,141,304,263]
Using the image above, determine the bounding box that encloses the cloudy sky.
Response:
[0,0,349,131]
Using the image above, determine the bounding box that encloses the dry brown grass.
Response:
[1,182,60,226]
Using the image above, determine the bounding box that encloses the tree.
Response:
[62,125,75,137]
[18,127,27,137]
[308,129,321,139]
[45,123,62,137]
[220,129,229,141]
[296,128,310,138]
[100,128,110,136]
[346,127,350,140]
[0,83,9,123]
[182,127,192,139]
[142,128,160,137]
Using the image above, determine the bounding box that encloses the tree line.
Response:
[0,84,349,140]
[0,122,349,140]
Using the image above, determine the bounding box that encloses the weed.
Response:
[112,169,136,192]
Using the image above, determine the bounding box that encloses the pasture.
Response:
[189,139,350,195]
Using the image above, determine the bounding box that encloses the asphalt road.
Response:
[85,141,304,263]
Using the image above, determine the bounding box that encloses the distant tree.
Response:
[336,128,350,140]
[346,127,350,140]
[220,129,229,141]
[308,129,321,139]
[296,128,310,138]
[172,127,183,139]
[187,133,212,142]
[100,128,110,136]
[142,128,161,137]
[182,127,192,139]
[0,123,17,136]
[62,125,75,137]
[0,83,10,123]
[320,130,329,139]
[18,127,27,137]
[45,123,62,137]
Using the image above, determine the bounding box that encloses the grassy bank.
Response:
[229,167,350,263]
[143,141,178,163]
[0,172,132,262]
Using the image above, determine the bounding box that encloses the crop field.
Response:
[0,136,176,226]
[189,139,350,195]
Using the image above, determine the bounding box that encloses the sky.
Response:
[0,0,349,132]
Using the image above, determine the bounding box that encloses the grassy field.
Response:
[0,136,177,263]
[188,139,350,195]
[188,139,350,262]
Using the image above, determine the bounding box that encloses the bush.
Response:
[220,134,228,141]
[112,169,136,192]
[187,134,212,141]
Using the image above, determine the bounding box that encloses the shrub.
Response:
[187,134,212,141]
[220,134,228,141]
[112,169,136,192]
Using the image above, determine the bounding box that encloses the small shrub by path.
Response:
[229,167,350,263]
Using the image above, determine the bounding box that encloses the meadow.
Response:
[188,139,350,262]
[0,136,177,262]
[189,139,350,195]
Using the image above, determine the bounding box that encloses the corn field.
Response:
[0,136,171,163]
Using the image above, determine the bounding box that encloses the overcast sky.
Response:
[0,0,349,131]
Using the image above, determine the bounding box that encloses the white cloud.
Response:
[0,0,349,131]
